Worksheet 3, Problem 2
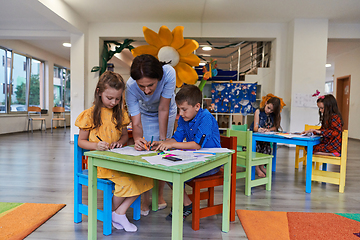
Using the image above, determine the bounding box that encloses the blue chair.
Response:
[74,134,141,235]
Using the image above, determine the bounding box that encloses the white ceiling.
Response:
[1,0,360,68]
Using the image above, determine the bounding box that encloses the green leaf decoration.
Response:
[91,66,101,72]
[92,39,135,75]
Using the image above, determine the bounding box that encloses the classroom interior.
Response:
[1,1,360,239]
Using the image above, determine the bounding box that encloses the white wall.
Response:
[0,40,70,134]
[288,19,329,132]
[334,47,360,140]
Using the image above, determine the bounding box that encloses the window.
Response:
[0,48,8,113]
[325,81,333,94]
[53,65,70,111]
[0,46,45,114]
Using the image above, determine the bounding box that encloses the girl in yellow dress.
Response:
[75,71,153,232]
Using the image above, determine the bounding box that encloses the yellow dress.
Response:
[75,106,153,197]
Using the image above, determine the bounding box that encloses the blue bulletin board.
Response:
[211,82,258,115]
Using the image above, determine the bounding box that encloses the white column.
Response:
[289,19,329,133]
[70,33,85,141]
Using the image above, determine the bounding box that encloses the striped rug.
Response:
[0,202,66,240]
[237,209,360,240]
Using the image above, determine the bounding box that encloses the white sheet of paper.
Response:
[142,155,208,166]
[192,148,233,153]
[108,146,156,156]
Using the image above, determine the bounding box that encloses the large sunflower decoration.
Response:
[132,26,200,87]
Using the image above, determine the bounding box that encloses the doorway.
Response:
[336,75,351,130]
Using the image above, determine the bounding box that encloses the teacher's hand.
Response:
[134,137,148,151]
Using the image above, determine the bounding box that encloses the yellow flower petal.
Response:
[175,70,183,88]
[131,45,159,57]
[177,39,199,57]
[180,54,200,67]
[176,62,199,85]
[143,26,163,49]
[170,26,184,50]
[158,26,173,46]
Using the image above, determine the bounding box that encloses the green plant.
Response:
[91,39,135,75]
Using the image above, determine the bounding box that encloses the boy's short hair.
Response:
[175,85,202,106]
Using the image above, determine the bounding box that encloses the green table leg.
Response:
[222,155,231,233]
[152,179,159,211]
[172,174,184,240]
[88,157,97,239]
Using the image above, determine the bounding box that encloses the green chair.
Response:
[226,129,273,196]
[231,124,247,153]
[231,124,247,131]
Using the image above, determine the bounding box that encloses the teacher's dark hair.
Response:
[130,54,168,81]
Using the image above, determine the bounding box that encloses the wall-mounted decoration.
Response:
[131,26,200,87]
[211,82,257,115]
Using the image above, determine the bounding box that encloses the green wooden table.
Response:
[85,150,232,240]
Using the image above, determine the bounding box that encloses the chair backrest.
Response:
[305,124,321,131]
[74,134,90,175]
[28,106,42,117]
[52,106,65,118]
[53,106,65,113]
[220,135,237,158]
[227,129,251,148]
[341,130,348,160]
[231,124,247,131]
[226,129,252,159]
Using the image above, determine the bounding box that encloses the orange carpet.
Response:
[0,202,66,240]
[237,209,360,240]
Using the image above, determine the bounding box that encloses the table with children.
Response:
[85,149,233,240]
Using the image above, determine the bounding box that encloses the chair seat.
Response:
[78,169,114,186]
[52,118,66,121]
[30,117,45,120]
[188,170,223,181]
[237,151,273,160]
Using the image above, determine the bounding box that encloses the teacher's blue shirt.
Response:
[125,64,177,117]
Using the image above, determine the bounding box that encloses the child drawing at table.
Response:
[151,85,221,221]
[250,94,284,177]
[302,94,343,156]
[75,71,153,232]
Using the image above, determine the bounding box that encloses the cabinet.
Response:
[202,82,261,131]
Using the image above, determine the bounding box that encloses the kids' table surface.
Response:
[85,150,233,240]
[252,132,321,193]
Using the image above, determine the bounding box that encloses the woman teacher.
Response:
[125,54,177,215]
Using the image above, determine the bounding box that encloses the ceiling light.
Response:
[202,46,212,51]
[325,63,331,68]
[63,43,71,48]
[199,62,206,66]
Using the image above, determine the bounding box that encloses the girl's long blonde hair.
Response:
[93,71,125,130]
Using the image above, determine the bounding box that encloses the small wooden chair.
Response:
[73,134,141,235]
[312,130,348,193]
[295,124,321,168]
[186,135,237,231]
[227,129,273,196]
[51,107,66,133]
[27,106,46,133]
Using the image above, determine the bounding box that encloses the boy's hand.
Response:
[110,141,122,149]
[155,141,173,151]
[96,141,109,151]
[134,137,148,151]
[150,141,160,149]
